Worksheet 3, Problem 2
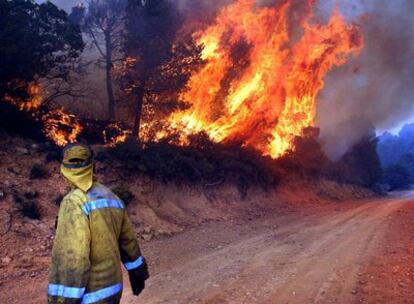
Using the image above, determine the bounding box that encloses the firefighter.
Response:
[47,143,149,304]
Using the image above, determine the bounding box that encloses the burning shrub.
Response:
[30,164,48,180]
[103,123,130,147]
[42,109,83,147]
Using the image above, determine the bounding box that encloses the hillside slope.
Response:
[0,136,375,302]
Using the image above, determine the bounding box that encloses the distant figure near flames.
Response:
[47,143,149,303]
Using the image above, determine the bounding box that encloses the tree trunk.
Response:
[132,86,145,140]
[105,32,116,120]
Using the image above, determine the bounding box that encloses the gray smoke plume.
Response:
[316,0,414,159]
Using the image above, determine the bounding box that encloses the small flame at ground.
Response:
[4,82,84,146]
[42,109,83,147]
[165,0,363,158]
[103,122,131,147]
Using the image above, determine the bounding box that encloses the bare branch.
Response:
[88,29,106,58]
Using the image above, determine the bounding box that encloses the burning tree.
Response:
[161,0,364,159]
[0,0,87,146]
[120,0,203,140]
[1,0,366,165]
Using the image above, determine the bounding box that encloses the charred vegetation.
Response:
[107,134,277,194]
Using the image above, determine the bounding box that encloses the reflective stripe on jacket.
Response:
[48,182,143,304]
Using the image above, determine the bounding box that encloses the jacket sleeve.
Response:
[48,194,91,304]
[119,211,149,296]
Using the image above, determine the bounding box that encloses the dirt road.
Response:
[2,192,414,303]
[123,192,414,304]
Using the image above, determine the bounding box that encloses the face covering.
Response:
[60,144,94,192]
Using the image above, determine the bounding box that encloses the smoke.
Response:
[40,0,414,159]
[316,0,414,159]
[176,0,413,159]
[176,0,312,25]
[177,0,414,159]
[176,0,232,14]
[174,0,233,30]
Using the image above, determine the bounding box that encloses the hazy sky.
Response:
[36,0,77,11]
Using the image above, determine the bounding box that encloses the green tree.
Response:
[339,134,383,188]
[0,0,84,104]
[383,164,411,191]
[398,153,414,183]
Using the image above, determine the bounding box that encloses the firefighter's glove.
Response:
[129,259,150,296]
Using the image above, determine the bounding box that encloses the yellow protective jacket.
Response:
[48,182,147,304]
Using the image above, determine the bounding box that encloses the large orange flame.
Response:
[166,0,363,158]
